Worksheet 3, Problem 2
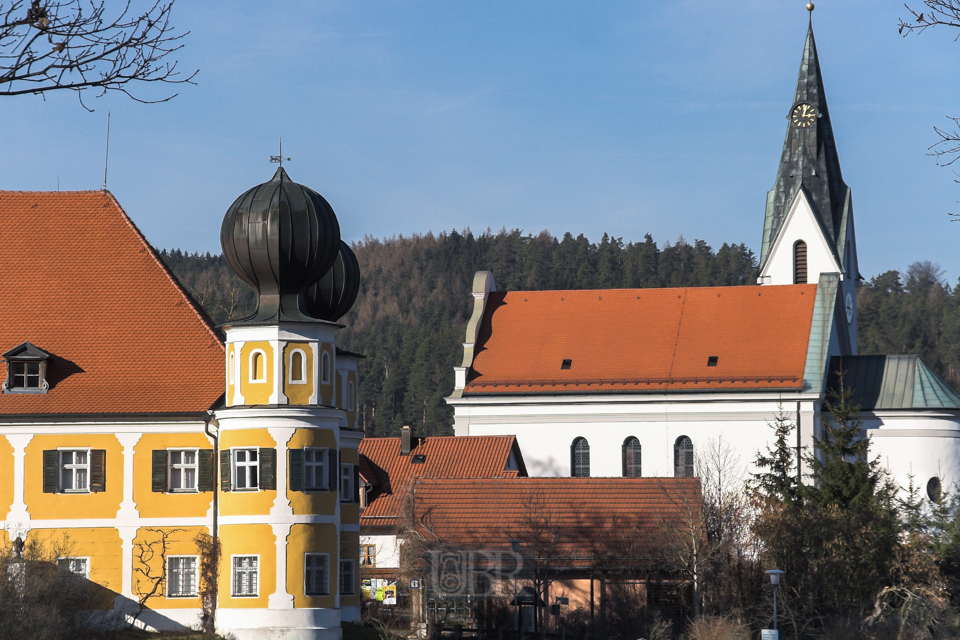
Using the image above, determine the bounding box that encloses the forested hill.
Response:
[159,231,960,438]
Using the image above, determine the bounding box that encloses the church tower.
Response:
[214,167,363,639]
[758,9,859,354]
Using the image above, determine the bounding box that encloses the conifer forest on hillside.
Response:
[160,230,960,438]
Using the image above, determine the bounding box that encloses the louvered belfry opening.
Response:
[794,240,808,284]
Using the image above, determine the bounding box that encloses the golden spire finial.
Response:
[807,2,815,11]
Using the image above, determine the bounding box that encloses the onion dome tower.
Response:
[213,166,365,638]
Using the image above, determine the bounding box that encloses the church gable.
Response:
[459,284,818,396]
[760,189,843,285]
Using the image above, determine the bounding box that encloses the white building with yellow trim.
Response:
[0,169,364,639]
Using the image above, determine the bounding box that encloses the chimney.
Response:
[401,425,412,456]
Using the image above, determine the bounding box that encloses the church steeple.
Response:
[759,16,854,276]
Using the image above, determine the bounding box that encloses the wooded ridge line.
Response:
[159,229,957,438]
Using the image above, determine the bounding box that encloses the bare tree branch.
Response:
[0,0,196,109]
[899,1,960,37]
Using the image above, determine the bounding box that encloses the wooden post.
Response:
[589,572,595,623]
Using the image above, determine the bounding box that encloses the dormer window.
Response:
[3,342,50,394]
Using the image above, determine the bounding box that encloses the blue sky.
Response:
[2,1,960,282]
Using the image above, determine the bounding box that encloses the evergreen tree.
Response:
[751,403,800,504]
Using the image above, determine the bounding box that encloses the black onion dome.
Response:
[220,167,341,323]
[304,241,360,322]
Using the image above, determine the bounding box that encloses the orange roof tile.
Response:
[410,477,702,567]
[0,191,224,416]
[359,435,524,526]
[465,285,817,394]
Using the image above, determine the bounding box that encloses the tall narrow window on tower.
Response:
[794,240,808,284]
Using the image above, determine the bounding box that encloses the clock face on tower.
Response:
[791,103,817,128]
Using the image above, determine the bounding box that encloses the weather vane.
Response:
[270,138,290,168]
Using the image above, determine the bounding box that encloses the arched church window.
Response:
[928,477,943,503]
[674,436,694,478]
[571,438,590,478]
[622,437,641,477]
[794,240,808,284]
[289,350,305,383]
[251,350,266,383]
[321,352,331,384]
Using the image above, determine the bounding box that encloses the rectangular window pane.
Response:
[75,468,87,490]
[232,556,258,596]
[184,467,196,489]
[304,554,329,596]
[171,467,182,490]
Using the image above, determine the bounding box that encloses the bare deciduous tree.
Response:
[0,0,195,108]
[131,527,183,622]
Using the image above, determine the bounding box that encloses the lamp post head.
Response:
[765,569,785,585]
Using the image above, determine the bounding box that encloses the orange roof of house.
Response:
[410,477,702,568]
[0,191,224,416]
[465,285,818,394]
[359,435,524,527]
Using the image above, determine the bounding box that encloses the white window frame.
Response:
[58,448,91,493]
[339,559,356,595]
[288,348,307,385]
[231,554,259,597]
[304,553,330,596]
[249,349,267,383]
[321,352,331,384]
[304,447,328,491]
[228,351,235,385]
[57,556,90,579]
[168,448,199,493]
[167,555,199,598]
[232,447,260,491]
[340,463,354,502]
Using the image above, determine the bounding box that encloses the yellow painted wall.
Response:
[339,530,360,608]
[27,527,122,609]
[287,523,338,609]
[219,429,277,517]
[219,523,276,608]
[239,341,274,405]
[226,343,236,407]
[287,428,338,516]
[0,436,12,520]
[318,343,335,406]
[133,433,214,518]
[283,342,314,405]
[346,371,358,428]
[24,434,123,520]
[131,526,210,609]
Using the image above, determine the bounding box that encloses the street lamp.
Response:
[510,540,521,632]
[765,569,785,632]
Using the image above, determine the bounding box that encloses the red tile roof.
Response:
[0,191,224,416]
[465,285,817,394]
[359,435,524,527]
[410,477,702,568]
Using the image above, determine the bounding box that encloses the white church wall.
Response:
[865,412,960,496]
[455,395,818,480]
[761,192,842,286]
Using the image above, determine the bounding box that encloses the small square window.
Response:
[305,553,329,596]
[707,356,719,367]
[232,555,259,597]
[360,545,376,566]
[60,450,90,492]
[560,359,572,370]
[167,556,198,597]
[57,557,89,579]
[169,450,198,492]
[304,448,328,491]
[233,448,259,490]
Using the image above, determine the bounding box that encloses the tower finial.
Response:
[806,3,814,11]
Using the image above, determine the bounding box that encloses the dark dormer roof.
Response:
[2,341,50,361]
[761,20,853,274]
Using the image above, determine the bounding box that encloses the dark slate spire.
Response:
[760,18,852,272]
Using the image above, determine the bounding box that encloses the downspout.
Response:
[796,401,802,484]
[204,412,220,628]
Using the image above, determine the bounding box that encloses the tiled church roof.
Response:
[464,285,818,395]
[0,191,224,416]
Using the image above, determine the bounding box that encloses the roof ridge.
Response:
[0,189,105,194]
[105,191,225,351]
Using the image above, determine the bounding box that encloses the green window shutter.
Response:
[328,449,338,493]
[260,448,277,491]
[289,449,304,492]
[220,450,231,492]
[90,450,106,493]
[198,450,216,492]
[42,450,58,493]
[353,463,360,503]
[152,450,168,492]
